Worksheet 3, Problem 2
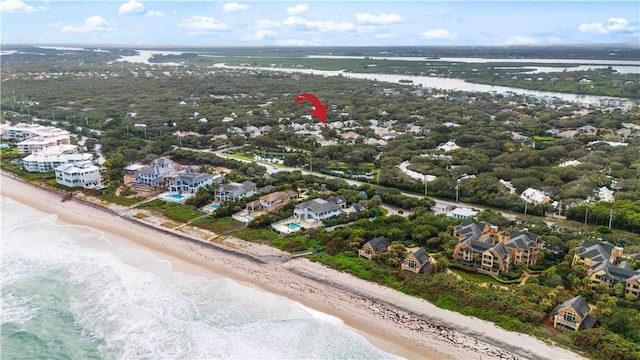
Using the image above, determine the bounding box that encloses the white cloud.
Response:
[579,18,633,34]
[505,35,539,45]
[374,33,395,39]
[253,19,281,29]
[178,16,228,32]
[60,15,115,33]
[355,13,403,25]
[286,4,308,15]
[118,0,144,15]
[0,0,44,12]
[420,28,455,40]
[283,16,355,32]
[145,10,164,17]
[242,30,276,41]
[223,2,250,12]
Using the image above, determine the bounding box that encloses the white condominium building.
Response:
[55,161,101,188]
[2,123,72,154]
[22,145,92,172]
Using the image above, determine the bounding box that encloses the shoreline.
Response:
[0,172,584,360]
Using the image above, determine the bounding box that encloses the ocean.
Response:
[0,197,397,359]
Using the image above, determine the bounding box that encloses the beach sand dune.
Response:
[0,173,584,360]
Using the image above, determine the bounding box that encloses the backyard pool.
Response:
[209,204,220,210]
[243,213,256,220]
[287,222,301,230]
[167,193,185,200]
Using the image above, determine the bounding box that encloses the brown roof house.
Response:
[549,296,597,331]
[401,247,432,274]
[358,236,390,259]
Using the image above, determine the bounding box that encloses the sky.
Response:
[1,0,639,46]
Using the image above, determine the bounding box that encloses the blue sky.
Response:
[1,1,639,46]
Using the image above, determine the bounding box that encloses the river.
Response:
[116,50,637,105]
[212,63,633,105]
[308,55,640,74]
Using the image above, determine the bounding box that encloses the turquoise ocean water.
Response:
[0,197,397,359]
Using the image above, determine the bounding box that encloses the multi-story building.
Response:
[572,240,640,299]
[54,161,101,188]
[22,145,92,173]
[17,134,71,154]
[168,172,214,193]
[451,221,543,275]
[245,190,299,212]
[293,198,342,225]
[133,157,176,186]
[2,123,72,154]
[214,181,256,202]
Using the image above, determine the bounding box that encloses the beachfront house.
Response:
[549,296,597,331]
[245,190,298,212]
[214,181,256,202]
[293,198,342,225]
[401,247,432,273]
[54,161,101,188]
[133,157,176,186]
[358,236,390,259]
[168,172,214,194]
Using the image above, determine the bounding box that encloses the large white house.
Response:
[22,145,92,173]
[293,198,342,224]
[55,161,101,188]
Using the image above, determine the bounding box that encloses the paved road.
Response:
[177,146,526,221]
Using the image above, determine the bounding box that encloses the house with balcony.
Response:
[168,172,214,193]
[401,247,431,274]
[214,181,256,202]
[245,190,298,212]
[358,236,390,259]
[293,198,342,225]
[549,296,597,331]
[22,145,92,173]
[571,240,639,299]
[133,157,176,187]
[504,230,544,268]
[54,161,101,188]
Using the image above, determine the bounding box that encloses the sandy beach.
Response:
[0,173,584,360]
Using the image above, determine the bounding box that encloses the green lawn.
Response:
[534,136,555,141]
[135,199,204,222]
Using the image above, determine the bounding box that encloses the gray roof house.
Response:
[133,157,176,186]
[214,181,256,202]
[550,296,597,331]
[401,247,432,273]
[358,236,390,259]
[293,198,342,224]
[168,172,214,194]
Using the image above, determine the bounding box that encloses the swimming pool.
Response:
[167,193,185,199]
[287,222,301,230]
[209,204,220,210]
[243,213,256,220]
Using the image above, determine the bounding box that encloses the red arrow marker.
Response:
[294,92,328,123]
